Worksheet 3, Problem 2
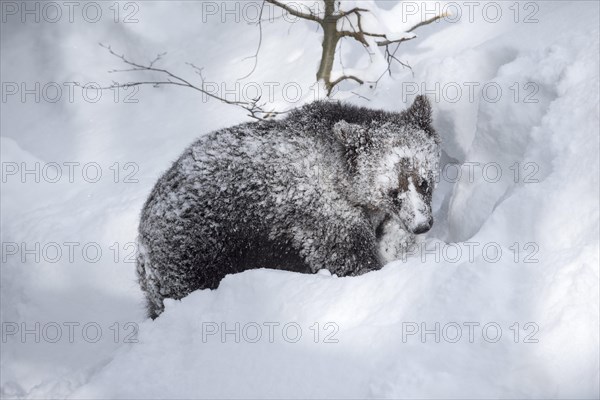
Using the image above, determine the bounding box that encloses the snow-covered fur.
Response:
[137,95,441,318]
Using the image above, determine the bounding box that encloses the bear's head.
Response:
[333,95,440,235]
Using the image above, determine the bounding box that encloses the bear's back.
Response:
[139,113,348,244]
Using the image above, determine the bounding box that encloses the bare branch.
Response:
[330,74,364,88]
[370,42,414,90]
[338,12,374,60]
[376,13,447,46]
[238,0,266,80]
[264,0,323,23]
[385,45,412,73]
[350,91,371,101]
[375,36,413,47]
[97,43,287,120]
[339,7,387,47]
[407,12,448,32]
[334,7,369,19]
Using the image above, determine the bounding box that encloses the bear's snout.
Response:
[412,217,433,235]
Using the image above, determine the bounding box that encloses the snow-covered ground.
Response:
[1,1,598,398]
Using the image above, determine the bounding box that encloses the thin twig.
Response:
[238,0,266,80]
[264,0,323,23]
[95,43,287,120]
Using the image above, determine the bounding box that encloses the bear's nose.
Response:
[413,217,433,234]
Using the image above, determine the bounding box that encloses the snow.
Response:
[1,1,598,399]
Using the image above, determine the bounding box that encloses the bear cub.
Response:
[137,95,441,318]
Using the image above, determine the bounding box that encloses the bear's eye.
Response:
[388,189,399,198]
[419,180,429,193]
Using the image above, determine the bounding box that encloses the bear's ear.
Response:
[404,95,432,132]
[333,120,369,150]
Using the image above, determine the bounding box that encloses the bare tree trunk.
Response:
[316,0,339,95]
[265,0,444,97]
